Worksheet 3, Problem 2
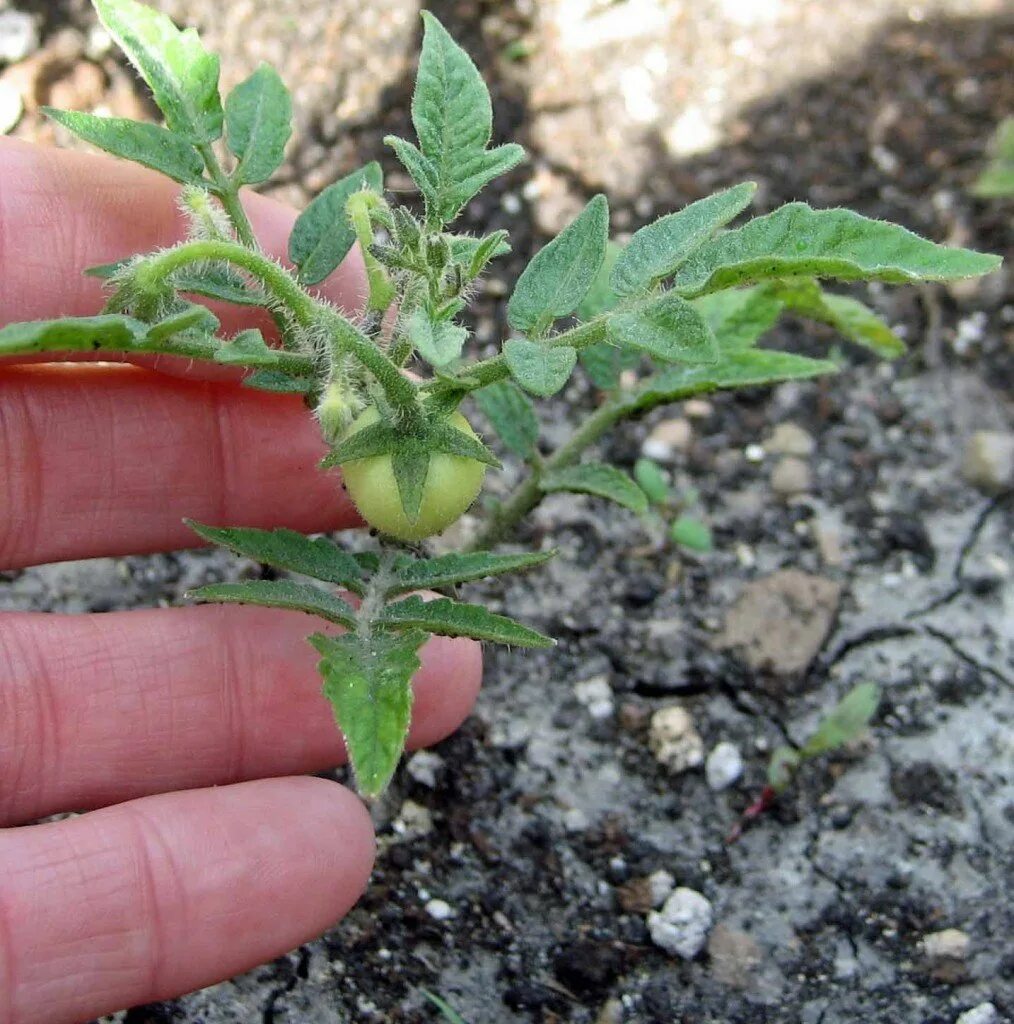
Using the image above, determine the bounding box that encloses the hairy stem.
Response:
[198,143,258,249]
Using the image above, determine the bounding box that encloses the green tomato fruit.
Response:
[339,406,487,542]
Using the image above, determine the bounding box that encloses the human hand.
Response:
[0,138,482,1024]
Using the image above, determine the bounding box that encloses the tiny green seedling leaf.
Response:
[767,746,802,792]
[608,290,719,364]
[185,522,368,594]
[474,380,539,459]
[224,63,292,185]
[312,630,426,798]
[43,109,205,184]
[633,457,671,506]
[801,682,880,757]
[673,203,1002,296]
[289,162,383,285]
[971,117,1014,199]
[94,0,223,144]
[379,595,554,647]
[670,515,713,552]
[188,579,357,629]
[540,462,649,514]
[504,339,577,398]
[421,990,470,1024]
[508,195,609,335]
[612,182,757,296]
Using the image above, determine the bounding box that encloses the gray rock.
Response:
[707,923,762,988]
[955,1004,999,1024]
[920,928,971,962]
[0,10,39,64]
[647,888,714,959]
[765,422,816,456]
[771,455,813,496]
[962,430,1014,493]
[705,741,744,791]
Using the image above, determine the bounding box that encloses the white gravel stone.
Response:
[921,927,971,962]
[563,807,590,832]
[648,705,704,774]
[705,741,744,791]
[642,417,693,462]
[955,1003,998,1024]
[406,750,444,788]
[424,898,455,921]
[765,422,816,456]
[962,430,1014,493]
[647,887,713,959]
[771,455,812,496]
[575,674,615,719]
[392,800,433,840]
[0,10,39,63]
[646,869,675,907]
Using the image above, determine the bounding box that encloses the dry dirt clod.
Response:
[647,887,714,959]
[648,705,704,773]
[707,923,762,989]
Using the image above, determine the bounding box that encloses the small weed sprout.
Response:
[1,0,1000,799]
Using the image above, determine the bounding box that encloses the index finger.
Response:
[0,137,366,353]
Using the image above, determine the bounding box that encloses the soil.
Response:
[1,1,1012,1022]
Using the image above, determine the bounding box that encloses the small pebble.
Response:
[574,674,615,720]
[424,898,455,921]
[765,422,815,456]
[921,928,971,962]
[563,807,590,832]
[648,705,704,774]
[406,750,444,788]
[0,10,40,64]
[683,398,713,419]
[392,800,434,840]
[744,443,765,463]
[647,888,713,959]
[642,418,692,463]
[771,456,812,496]
[705,742,744,791]
[956,1003,998,1024]
[962,431,1014,494]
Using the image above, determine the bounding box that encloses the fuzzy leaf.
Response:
[801,683,880,757]
[504,339,577,398]
[508,195,609,335]
[576,240,623,320]
[624,349,839,414]
[212,330,277,365]
[474,380,539,459]
[144,304,219,342]
[972,117,1014,198]
[384,135,440,203]
[427,419,501,466]
[391,442,431,523]
[385,550,555,596]
[379,595,554,648]
[243,369,313,393]
[674,203,1002,296]
[43,109,204,183]
[770,280,906,358]
[692,286,785,351]
[540,462,648,514]
[87,259,266,307]
[0,314,147,355]
[311,630,426,797]
[185,521,368,594]
[188,580,356,628]
[289,162,383,286]
[670,516,713,552]
[612,182,757,296]
[408,308,468,367]
[224,64,292,185]
[608,291,718,364]
[451,230,512,277]
[633,457,670,506]
[410,12,524,222]
[579,342,640,391]
[768,746,802,791]
[94,0,223,144]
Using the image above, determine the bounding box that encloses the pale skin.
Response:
[0,137,483,1024]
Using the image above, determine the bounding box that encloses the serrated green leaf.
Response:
[473,380,539,459]
[612,182,757,296]
[670,515,712,552]
[633,457,670,505]
[243,369,313,393]
[0,314,147,356]
[451,230,512,277]
[186,521,368,594]
[379,595,554,647]
[289,162,383,286]
[508,195,609,335]
[801,682,880,757]
[972,117,1014,199]
[385,549,555,596]
[224,63,292,185]
[674,203,1002,296]
[578,341,641,391]
[427,419,501,467]
[211,329,277,366]
[692,286,784,351]
[608,291,718,364]
[576,239,623,320]
[311,630,426,797]
[408,308,468,368]
[540,462,648,514]
[624,348,839,414]
[410,12,525,222]
[94,0,223,144]
[504,339,577,398]
[769,280,905,358]
[87,259,266,307]
[391,443,431,523]
[188,579,356,628]
[767,745,801,791]
[43,108,204,184]
[321,419,399,468]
